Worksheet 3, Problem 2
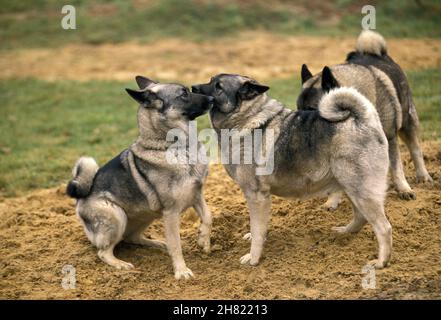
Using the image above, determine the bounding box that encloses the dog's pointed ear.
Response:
[238,80,269,100]
[301,64,313,84]
[126,88,145,104]
[126,88,162,108]
[135,76,157,89]
[321,66,339,92]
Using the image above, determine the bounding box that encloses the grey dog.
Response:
[67,76,213,279]
[192,74,392,268]
[297,30,432,210]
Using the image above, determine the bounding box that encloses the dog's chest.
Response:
[160,163,207,208]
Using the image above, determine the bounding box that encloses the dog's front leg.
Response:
[240,190,271,266]
[163,210,193,280]
[193,193,212,253]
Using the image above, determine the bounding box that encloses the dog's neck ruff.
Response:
[211,94,285,131]
[235,95,285,130]
[133,137,173,151]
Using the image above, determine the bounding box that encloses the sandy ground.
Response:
[1,141,440,300]
[1,33,440,83]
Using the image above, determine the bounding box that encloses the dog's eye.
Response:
[215,82,222,92]
[181,90,188,98]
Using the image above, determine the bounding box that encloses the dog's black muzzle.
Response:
[185,94,214,120]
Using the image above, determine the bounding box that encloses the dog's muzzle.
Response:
[191,85,202,94]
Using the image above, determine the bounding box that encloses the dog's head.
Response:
[191,73,269,118]
[126,76,213,128]
[296,65,340,111]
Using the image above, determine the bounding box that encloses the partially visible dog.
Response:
[67,76,213,279]
[193,74,392,268]
[297,30,432,210]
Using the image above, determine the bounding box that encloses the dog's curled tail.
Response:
[319,87,381,126]
[356,30,387,56]
[66,156,99,199]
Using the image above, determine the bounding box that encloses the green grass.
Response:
[1,0,440,50]
[0,69,440,197]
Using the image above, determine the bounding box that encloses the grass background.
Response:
[1,69,440,197]
[1,0,441,50]
[0,0,440,197]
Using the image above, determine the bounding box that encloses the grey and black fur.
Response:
[297,30,432,210]
[192,73,392,269]
[67,76,214,279]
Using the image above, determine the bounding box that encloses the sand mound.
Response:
[1,141,441,299]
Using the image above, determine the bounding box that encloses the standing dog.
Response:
[192,74,392,268]
[67,76,213,279]
[297,30,432,210]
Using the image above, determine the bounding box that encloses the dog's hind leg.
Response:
[124,218,167,251]
[388,137,416,200]
[346,193,392,269]
[193,192,212,253]
[399,119,432,183]
[323,191,343,211]
[332,200,366,233]
[332,150,391,268]
[125,236,167,251]
[240,190,271,266]
[77,199,133,270]
[98,244,134,270]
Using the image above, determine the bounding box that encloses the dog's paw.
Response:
[242,233,252,241]
[416,173,433,184]
[239,253,259,266]
[197,224,211,253]
[145,239,167,251]
[99,251,135,270]
[174,267,194,280]
[125,236,168,252]
[368,259,388,269]
[323,194,342,211]
[397,190,416,200]
[323,202,339,212]
[332,226,349,234]
[240,253,252,265]
[197,236,211,253]
[113,260,135,270]
[332,224,362,234]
